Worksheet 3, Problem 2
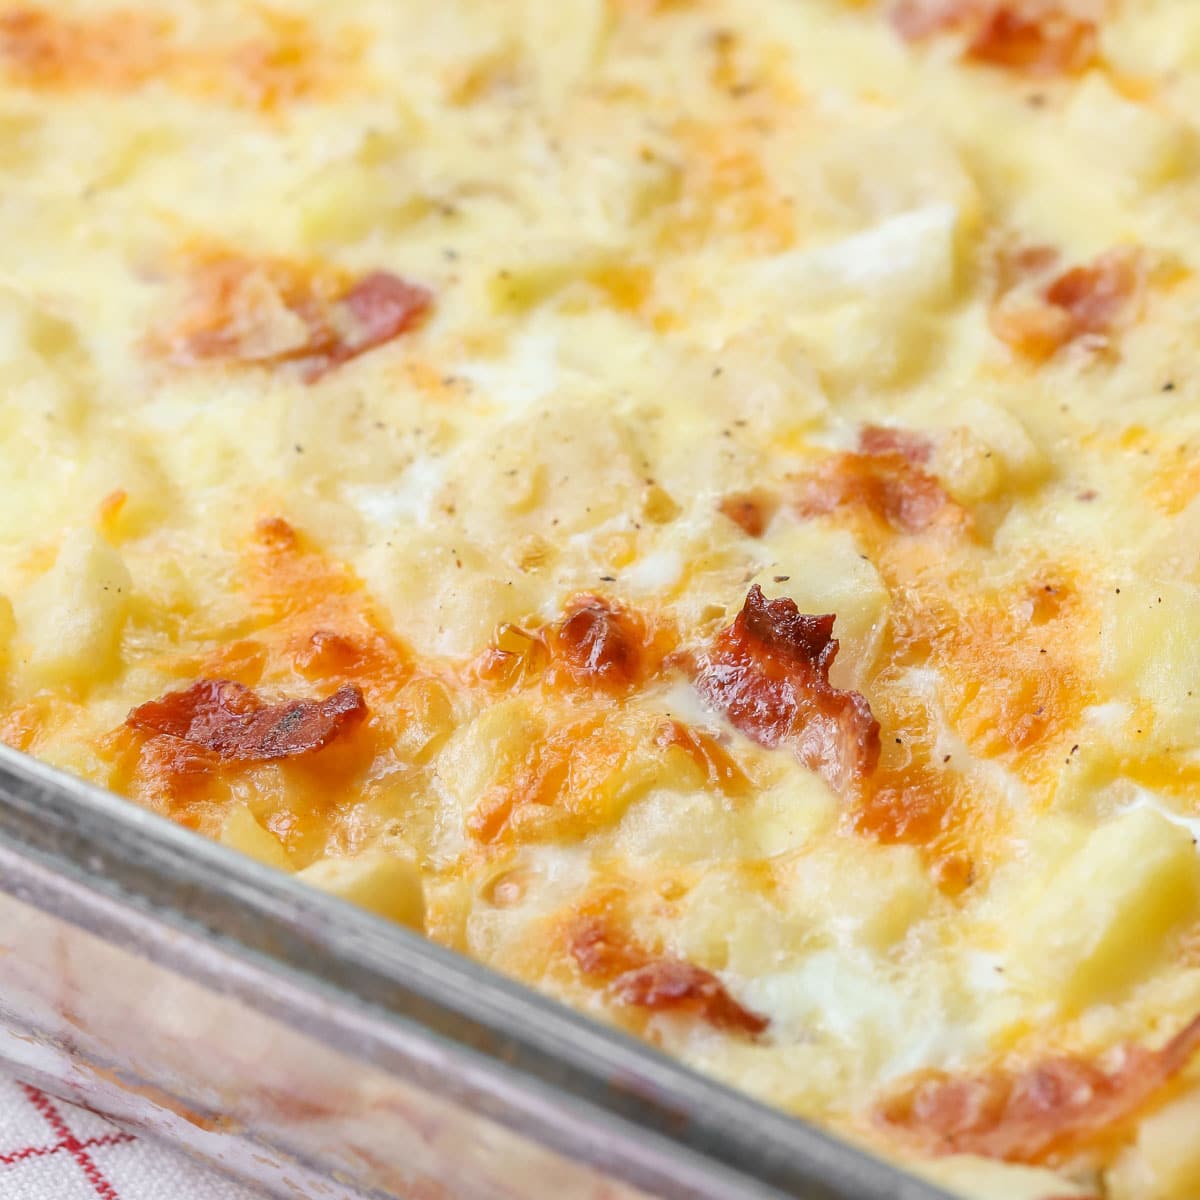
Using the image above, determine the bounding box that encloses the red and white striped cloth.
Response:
[0,1073,263,1199]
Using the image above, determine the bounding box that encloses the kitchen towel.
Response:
[0,1072,264,1199]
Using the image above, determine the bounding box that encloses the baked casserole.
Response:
[1,1,1199,1196]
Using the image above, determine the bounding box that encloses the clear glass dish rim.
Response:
[0,742,951,1200]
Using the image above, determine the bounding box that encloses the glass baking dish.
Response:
[0,741,949,1200]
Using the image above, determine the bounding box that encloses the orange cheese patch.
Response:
[0,6,359,109]
[98,519,427,853]
[795,448,967,539]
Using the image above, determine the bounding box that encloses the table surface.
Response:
[0,1072,265,1199]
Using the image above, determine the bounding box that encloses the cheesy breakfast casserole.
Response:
[6,0,1200,1195]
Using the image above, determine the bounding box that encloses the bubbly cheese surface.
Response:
[5,1,1200,1196]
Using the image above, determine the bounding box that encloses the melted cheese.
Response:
[3,1,1200,1196]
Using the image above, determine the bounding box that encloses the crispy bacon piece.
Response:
[890,0,978,40]
[310,271,433,380]
[611,961,770,1034]
[694,586,879,793]
[1044,254,1141,340]
[966,5,1096,74]
[877,1014,1200,1163]
[718,490,776,538]
[797,449,959,535]
[127,679,366,763]
[858,424,933,465]
[569,915,768,1036]
[169,257,431,383]
[546,595,650,693]
[991,247,1141,361]
[890,2,1097,76]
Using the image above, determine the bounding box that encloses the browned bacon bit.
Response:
[877,1013,1200,1164]
[718,490,776,538]
[127,680,367,763]
[889,0,977,41]
[169,256,431,383]
[991,247,1142,361]
[304,271,432,382]
[890,2,1097,77]
[694,586,879,793]
[611,961,770,1035]
[568,915,769,1037]
[1044,252,1141,341]
[966,5,1096,75]
[547,595,648,693]
[796,450,960,536]
[858,424,933,466]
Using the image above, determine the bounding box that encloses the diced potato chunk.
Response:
[1008,807,1198,1011]
[487,243,624,313]
[794,300,940,392]
[792,120,983,236]
[672,868,795,976]
[1102,5,1200,77]
[1110,1091,1200,1200]
[15,529,131,690]
[754,204,964,310]
[392,675,456,765]
[1102,580,1200,748]
[747,201,969,392]
[568,734,681,833]
[778,842,936,952]
[299,849,425,931]
[521,0,609,102]
[616,788,743,865]
[1066,73,1195,189]
[219,806,293,872]
[934,401,1048,507]
[689,328,828,442]
[294,165,421,247]
[436,696,539,814]
[921,1155,1096,1200]
[361,531,544,659]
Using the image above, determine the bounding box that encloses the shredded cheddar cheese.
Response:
[3,1,1200,1195]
